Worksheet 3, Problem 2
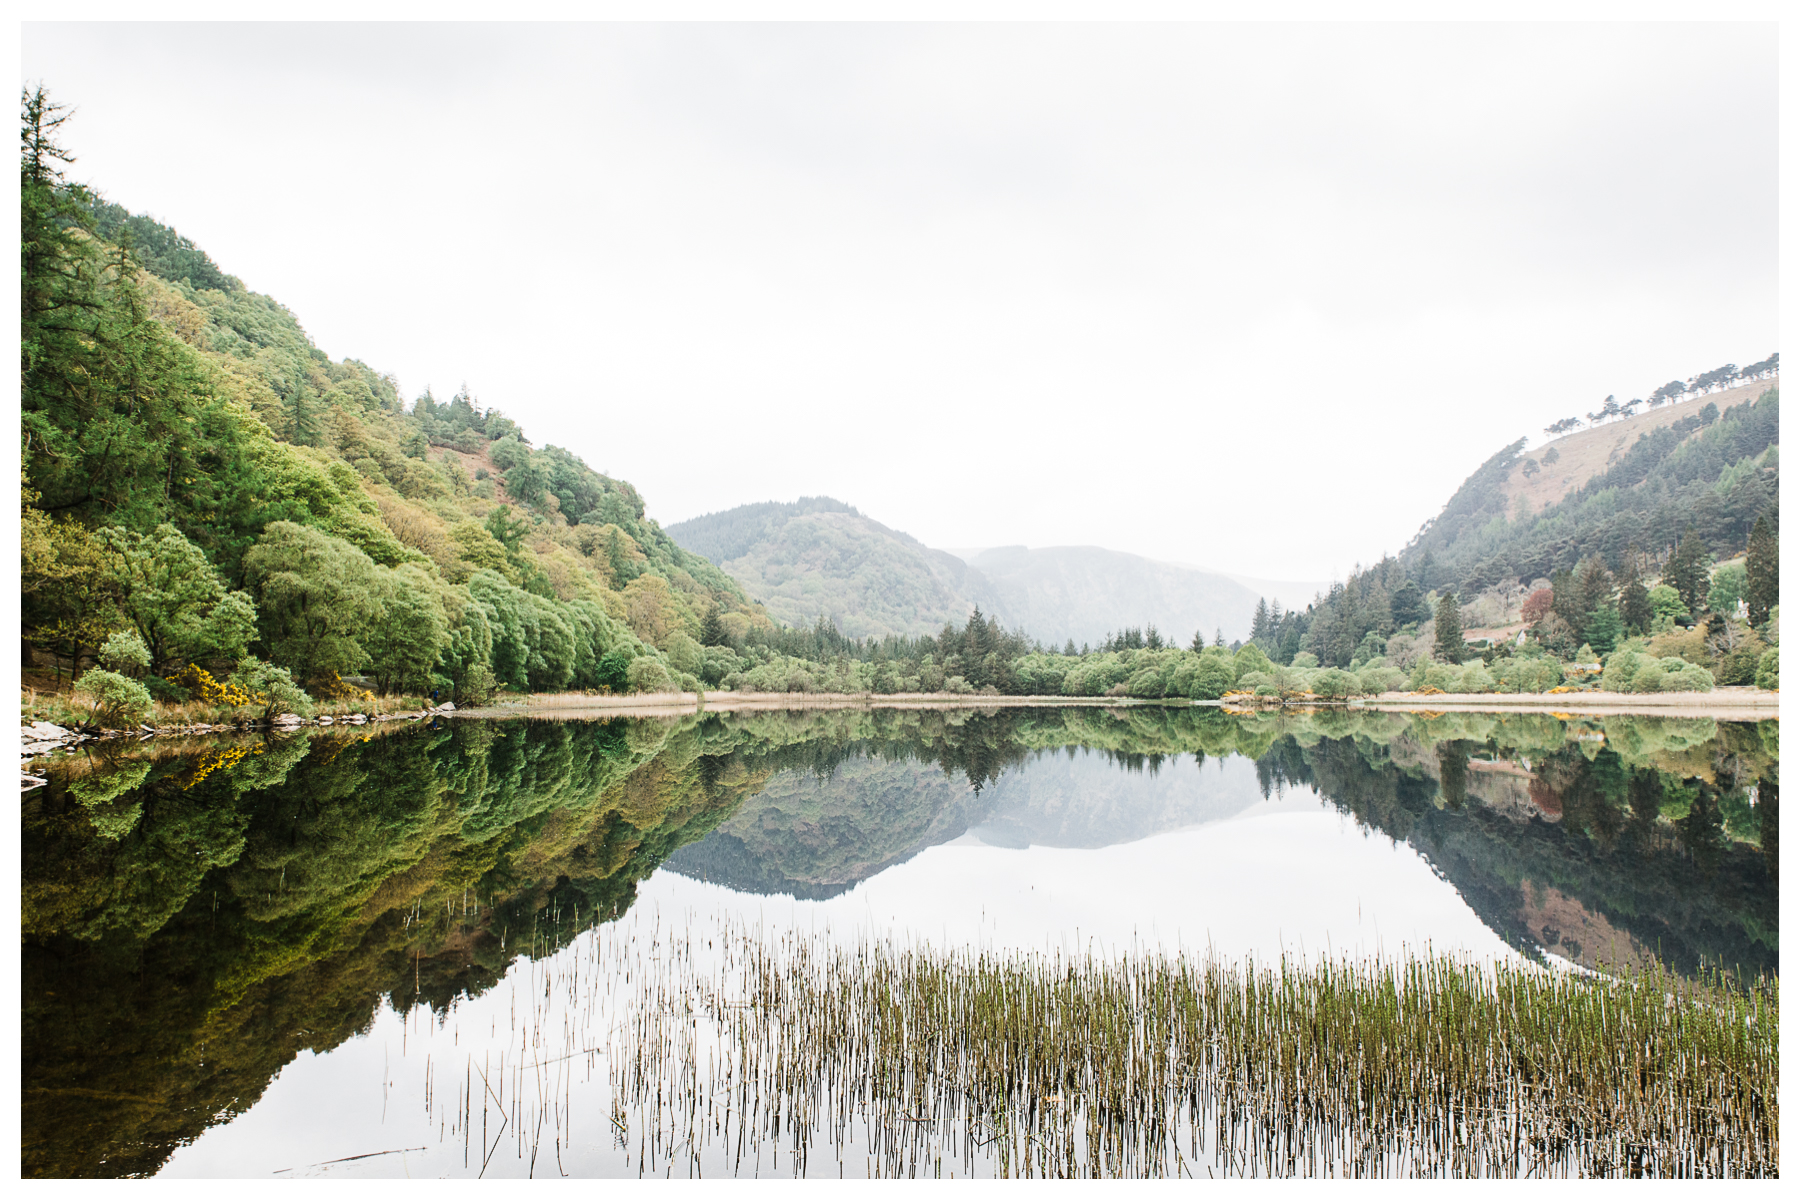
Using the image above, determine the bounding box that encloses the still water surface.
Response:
[22,706,1777,1177]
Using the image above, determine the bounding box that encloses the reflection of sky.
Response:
[161,780,1520,1178]
[646,785,1518,965]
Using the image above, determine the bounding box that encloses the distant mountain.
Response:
[665,498,1011,639]
[967,545,1264,647]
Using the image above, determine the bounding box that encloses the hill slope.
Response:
[22,92,763,702]
[1505,375,1778,517]
[666,499,1010,639]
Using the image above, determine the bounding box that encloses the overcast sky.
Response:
[21,22,1776,582]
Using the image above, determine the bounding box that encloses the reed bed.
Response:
[405,913,1776,1178]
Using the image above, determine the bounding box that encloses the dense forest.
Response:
[21,87,775,718]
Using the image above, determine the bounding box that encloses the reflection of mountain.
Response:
[970,749,1266,848]
[21,707,1777,1179]
[663,748,1270,897]
[665,758,987,899]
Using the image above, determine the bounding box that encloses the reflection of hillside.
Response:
[22,719,760,1178]
[1261,726,1777,980]
[20,708,1778,1178]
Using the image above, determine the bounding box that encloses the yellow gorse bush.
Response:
[170,664,260,709]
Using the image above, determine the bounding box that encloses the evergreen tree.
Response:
[1433,591,1464,663]
[284,379,319,447]
[1663,529,1712,617]
[1250,598,1271,641]
[1746,514,1778,627]
[700,607,727,647]
[1617,549,1651,635]
[1189,630,1205,653]
[1214,628,1225,647]
[1390,579,1429,627]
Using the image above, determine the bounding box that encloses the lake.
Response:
[21,706,1778,1178]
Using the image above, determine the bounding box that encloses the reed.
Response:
[558,919,1773,1178]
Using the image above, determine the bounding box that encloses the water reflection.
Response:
[21,707,1777,1177]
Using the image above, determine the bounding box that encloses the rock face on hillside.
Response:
[967,545,1262,647]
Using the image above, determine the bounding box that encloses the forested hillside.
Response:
[667,498,1011,639]
[21,88,769,711]
[1246,368,1778,685]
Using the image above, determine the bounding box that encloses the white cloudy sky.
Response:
[21,21,1776,581]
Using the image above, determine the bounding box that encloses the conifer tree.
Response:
[1433,591,1464,663]
[1746,515,1778,627]
[1663,529,1712,618]
[1617,548,1651,634]
[700,607,727,647]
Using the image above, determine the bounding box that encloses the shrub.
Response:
[626,657,676,693]
[1451,662,1495,693]
[1754,646,1778,690]
[1357,664,1407,694]
[72,669,154,728]
[227,657,316,721]
[1290,652,1320,669]
[97,630,151,676]
[1492,655,1563,693]
[1311,668,1358,700]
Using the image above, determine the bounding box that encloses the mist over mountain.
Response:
[966,546,1263,647]
[668,499,1267,647]
[665,498,1011,640]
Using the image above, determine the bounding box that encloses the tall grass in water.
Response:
[602,928,1775,1178]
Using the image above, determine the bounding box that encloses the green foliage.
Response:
[1432,592,1464,663]
[1663,529,1712,617]
[1754,646,1778,690]
[1708,561,1747,616]
[72,668,154,727]
[227,656,315,720]
[1647,584,1688,627]
[1745,515,1777,626]
[243,521,383,682]
[97,629,151,675]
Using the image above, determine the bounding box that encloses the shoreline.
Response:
[459,687,1778,722]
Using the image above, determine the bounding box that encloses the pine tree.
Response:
[700,607,727,647]
[1214,629,1225,647]
[1617,548,1651,634]
[1433,591,1464,663]
[1746,514,1778,627]
[1190,630,1205,653]
[1663,529,1711,618]
[1251,598,1271,641]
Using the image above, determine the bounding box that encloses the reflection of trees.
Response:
[21,710,1778,1177]
[1255,728,1776,983]
[22,718,754,1178]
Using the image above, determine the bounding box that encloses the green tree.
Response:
[1708,562,1747,618]
[361,564,451,695]
[1745,515,1778,627]
[98,523,258,673]
[700,607,728,648]
[96,630,151,676]
[72,669,153,727]
[242,521,382,682]
[1617,550,1651,634]
[1432,591,1464,663]
[1663,529,1711,618]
